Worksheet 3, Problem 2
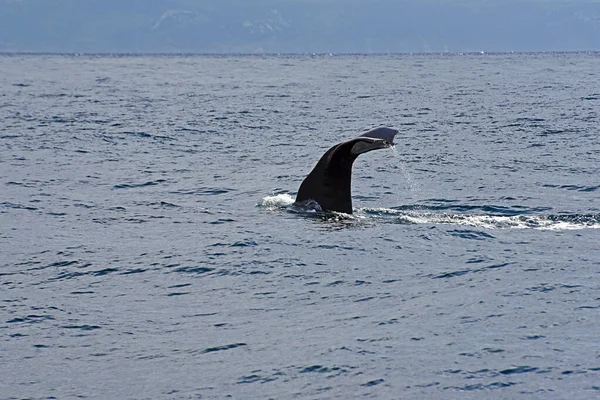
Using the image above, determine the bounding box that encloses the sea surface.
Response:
[1,52,599,399]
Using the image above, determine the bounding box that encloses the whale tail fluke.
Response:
[294,127,398,214]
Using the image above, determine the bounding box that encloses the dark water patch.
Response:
[171,187,234,196]
[247,270,271,275]
[121,131,152,138]
[499,366,538,375]
[48,265,118,281]
[152,134,176,141]
[544,184,600,192]
[174,266,214,274]
[483,348,505,354]
[125,217,150,223]
[480,263,511,271]
[113,179,166,189]
[53,271,87,280]
[361,379,384,387]
[447,229,495,240]
[582,94,600,100]
[467,257,489,264]
[40,260,80,269]
[137,353,168,361]
[1,202,38,211]
[527,285,555,293]
[6,181,35,187]
[157,201,180,208]
[48,115,75,124]
[237,374,262,384]
[354,195,380,201]
[7,315,55,324]
[521,335,545,340]
[120,268,147,275]
[168,283,191,289]
[61,325,102,331]
[186,312,219,318]
[166,292,189,296]
[242,124,271,130]
[74,202,95,209]
[176,127,205,134]
[561,369,589,375]
[202,343,247,354]
[354,296,375,303]
[315,244,356,250]
[37,92,68,98]
[447,382,517,391]
[236,372,281,385]
[300,365,330,373]
[412,381,440,388]
[433,269,471,279]
[459,316,480,325]
[92,268,119,276]
[539,129,567,136]
[561,284,583,289]
[231,240,257,247]
[378,318,400,326]
[70,291,95,295]
[208,218,236,225]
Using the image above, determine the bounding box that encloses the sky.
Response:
[1,0,599,53]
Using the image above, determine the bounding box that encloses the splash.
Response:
[360,207,600,231]
[258,193,295,210]
[392,147,422,201]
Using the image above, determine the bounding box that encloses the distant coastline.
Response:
[1,0,599,54]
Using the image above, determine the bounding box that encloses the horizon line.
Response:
[1,50,599,57]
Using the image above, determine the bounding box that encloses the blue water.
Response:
[1,53,599,399]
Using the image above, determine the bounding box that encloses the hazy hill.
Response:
[1,0,599,53]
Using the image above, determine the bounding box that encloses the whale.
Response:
[294,127,398,214]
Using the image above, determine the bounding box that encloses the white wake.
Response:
[360,207,600,231]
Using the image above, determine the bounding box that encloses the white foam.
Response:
[359,207,600,231]
[258,193,295,209]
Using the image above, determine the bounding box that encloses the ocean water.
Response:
[1,52,599,399]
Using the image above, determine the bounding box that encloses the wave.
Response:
[258,194,600,230]
[361,207,600,230]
